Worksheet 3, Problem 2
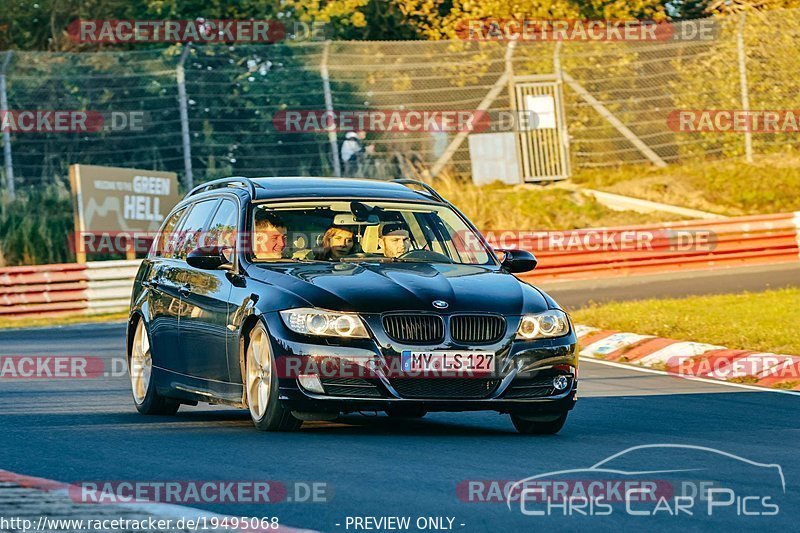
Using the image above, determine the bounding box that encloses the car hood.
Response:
[246,261,549,315]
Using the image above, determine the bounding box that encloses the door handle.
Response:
[178,283,191,297]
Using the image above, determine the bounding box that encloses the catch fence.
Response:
[1,9,799,193]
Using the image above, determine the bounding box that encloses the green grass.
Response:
[572,155,800,216]
[0,186,76,266]
[0,311,128,330]
[435,173,684,230]
[572,288,800,356]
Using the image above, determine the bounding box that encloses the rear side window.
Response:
[204,199,238,250]
[150,207,186,259]
[172,200,218,260]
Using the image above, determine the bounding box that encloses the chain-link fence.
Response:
[2,9,800,193]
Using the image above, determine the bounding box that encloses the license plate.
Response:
[401,350,495,375]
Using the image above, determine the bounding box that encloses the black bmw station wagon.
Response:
[127,177,578,434]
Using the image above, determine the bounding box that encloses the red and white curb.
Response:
[0,469,314,533]
[575,324,800,392]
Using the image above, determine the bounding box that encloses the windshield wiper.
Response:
[255,258,325,264]
[339,256,453,264]
[392,258,454,264]
[339,256,385,263]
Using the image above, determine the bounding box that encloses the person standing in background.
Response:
[341,131,374,177]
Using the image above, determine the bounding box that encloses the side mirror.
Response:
[497,248,537,273]
[187,245,234,271]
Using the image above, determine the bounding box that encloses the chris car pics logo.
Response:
[505,444,784,518]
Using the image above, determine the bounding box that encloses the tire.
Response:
[129,319,180,416]
[386,406,428,418]
[245,322,302,432]
[510,412,568,435]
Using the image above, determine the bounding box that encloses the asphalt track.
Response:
[1,263,799,532]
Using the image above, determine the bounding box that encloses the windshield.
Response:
[249,200,494,265]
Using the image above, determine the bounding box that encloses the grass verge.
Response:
[572,155,800,216]
[435,173,684,229]
[0,311,128,330]
[571,288,800,355]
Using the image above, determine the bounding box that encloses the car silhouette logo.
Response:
[505,443,786,511]
[432,300,449,309]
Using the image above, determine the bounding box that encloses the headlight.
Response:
[516,310,570,339]
[279,308,369,338]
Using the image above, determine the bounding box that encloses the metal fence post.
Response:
[321,41,341,177]
[0,51,15,199]
[737,13,753,164]
[177,44,194,190]
[553,41,571,178]
[507,41,523,182]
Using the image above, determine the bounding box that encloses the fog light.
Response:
[552,375,569,391]
[298,374,325,394]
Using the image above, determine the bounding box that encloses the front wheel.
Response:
[245,322,302,432]
[129,319,180,415]
[510,412,568,435]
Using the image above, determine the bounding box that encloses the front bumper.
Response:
[279,382,578,415]
[261,311,579,415]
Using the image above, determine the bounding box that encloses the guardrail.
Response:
[516,212,800,284]
[1,212,798,318]
[0,261,138,318]
[85,260,139,313]
[0,263,89,317]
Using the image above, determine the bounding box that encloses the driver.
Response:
[253,211,314,260]
[379,223,412,258]
[253,211,287,260]
[319,226,355,260]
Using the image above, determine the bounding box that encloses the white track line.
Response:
[580,356,800,397]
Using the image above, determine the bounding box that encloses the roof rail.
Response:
[392,178,446,203]
[185,177,258,198]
